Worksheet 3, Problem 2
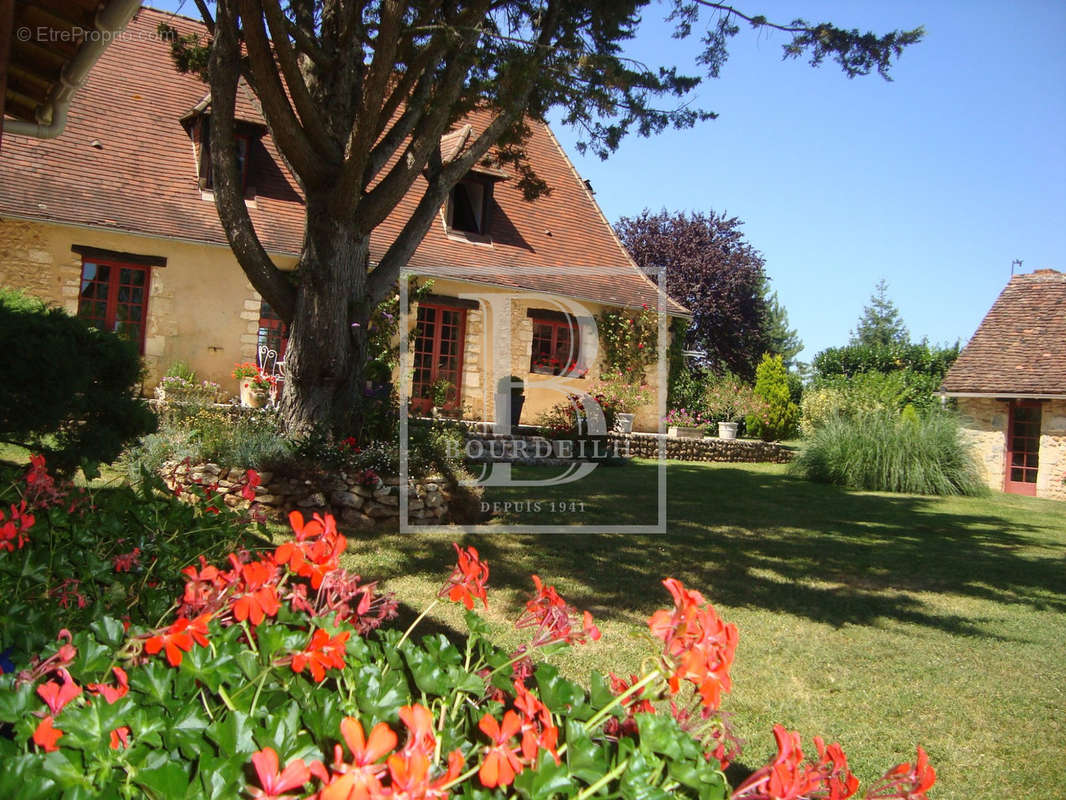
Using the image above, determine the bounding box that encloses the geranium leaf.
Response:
[564,719,608,784]
[0,680,34,723]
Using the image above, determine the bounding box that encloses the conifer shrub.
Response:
[746,354,799,440]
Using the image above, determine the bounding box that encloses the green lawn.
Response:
[341,459,1066,800]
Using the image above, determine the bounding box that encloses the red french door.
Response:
[411,303,466,413]
[1005,401,1041,495]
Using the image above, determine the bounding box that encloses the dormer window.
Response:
[195,116,251,192]
[446,176,493,236]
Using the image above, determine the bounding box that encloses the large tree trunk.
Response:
[279,195,370,437]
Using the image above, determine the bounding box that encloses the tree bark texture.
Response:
[279,195,370,437]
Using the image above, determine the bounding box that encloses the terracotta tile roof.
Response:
[941,269,1066,396]
[0,7,681,315]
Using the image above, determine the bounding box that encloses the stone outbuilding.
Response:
[940,269,1066,500]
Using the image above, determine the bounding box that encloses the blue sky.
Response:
[547,1,1066,362]
[158,0,1066,362]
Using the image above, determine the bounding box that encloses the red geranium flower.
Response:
[88,666,129,704]
[110,726,131,750]
[290,628,350,682]
[144,613,211,667]
[230,558,281,626]
[241,469,261,501]
[438,543,490,610]
[515,575,600,647]
[866,746,936,800]
[36,668,82,715]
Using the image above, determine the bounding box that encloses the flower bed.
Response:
[160,460,466,527]
[0,507,936,799]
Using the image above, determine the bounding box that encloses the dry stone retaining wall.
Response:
[619,433,793,464]
[161,461,458,528]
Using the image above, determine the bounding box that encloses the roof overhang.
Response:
[940,391,1066,400]
[2,0,141,142]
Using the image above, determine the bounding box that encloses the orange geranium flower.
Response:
[438,543,490,610]
[144,613,211,667]
[478,711,524,789]
[33,716,63,752]
[648,577,737,710]
[338,716,398,769]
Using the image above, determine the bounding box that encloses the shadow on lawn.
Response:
[355,461,1066,639]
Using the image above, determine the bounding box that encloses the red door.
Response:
[1004,401,1041,495]
[411,303,466,414]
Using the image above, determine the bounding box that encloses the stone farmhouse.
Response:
[940,269,1066,500]
[0,7,683,430]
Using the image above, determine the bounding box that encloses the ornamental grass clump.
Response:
[793,409,985,496]
[0,506,937,799]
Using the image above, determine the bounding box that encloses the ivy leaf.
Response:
[588,672,616,710]
[0,680,34,723]
[563,719,608,785]
[197,753,247,800]
[535,664,588,718]
[89,616,127,649]
[512,749,576,799]
[137,760,192,798]
[129,661,173,706]
[207,710,256,756]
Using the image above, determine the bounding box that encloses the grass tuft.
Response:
[792,410,984,496]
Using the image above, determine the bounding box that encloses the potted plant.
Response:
[232,362,273,408]
[497,375,525,428]
[663,408,710,439]
[589,370,651,433]
[429,377,456,418]
[703,376,761,439]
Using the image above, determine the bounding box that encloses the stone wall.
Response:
[1036,400,1066,501]
[620,432,793,464]
[957,397,1066,500]
[161,461,462,528]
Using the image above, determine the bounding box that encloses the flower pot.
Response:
[668,425,703,440]
[717,421,738,440]
[240,379,268,408]
[614,412,635,434]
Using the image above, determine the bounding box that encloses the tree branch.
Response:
[261,0,338,158]
[208,0,295,322]
[237,0,332,186]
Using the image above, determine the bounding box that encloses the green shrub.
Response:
[812,340,959,379]
[0,288,156,476]
[793,409,985,496]
[746,354,799,440]
[800,370,945,435]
